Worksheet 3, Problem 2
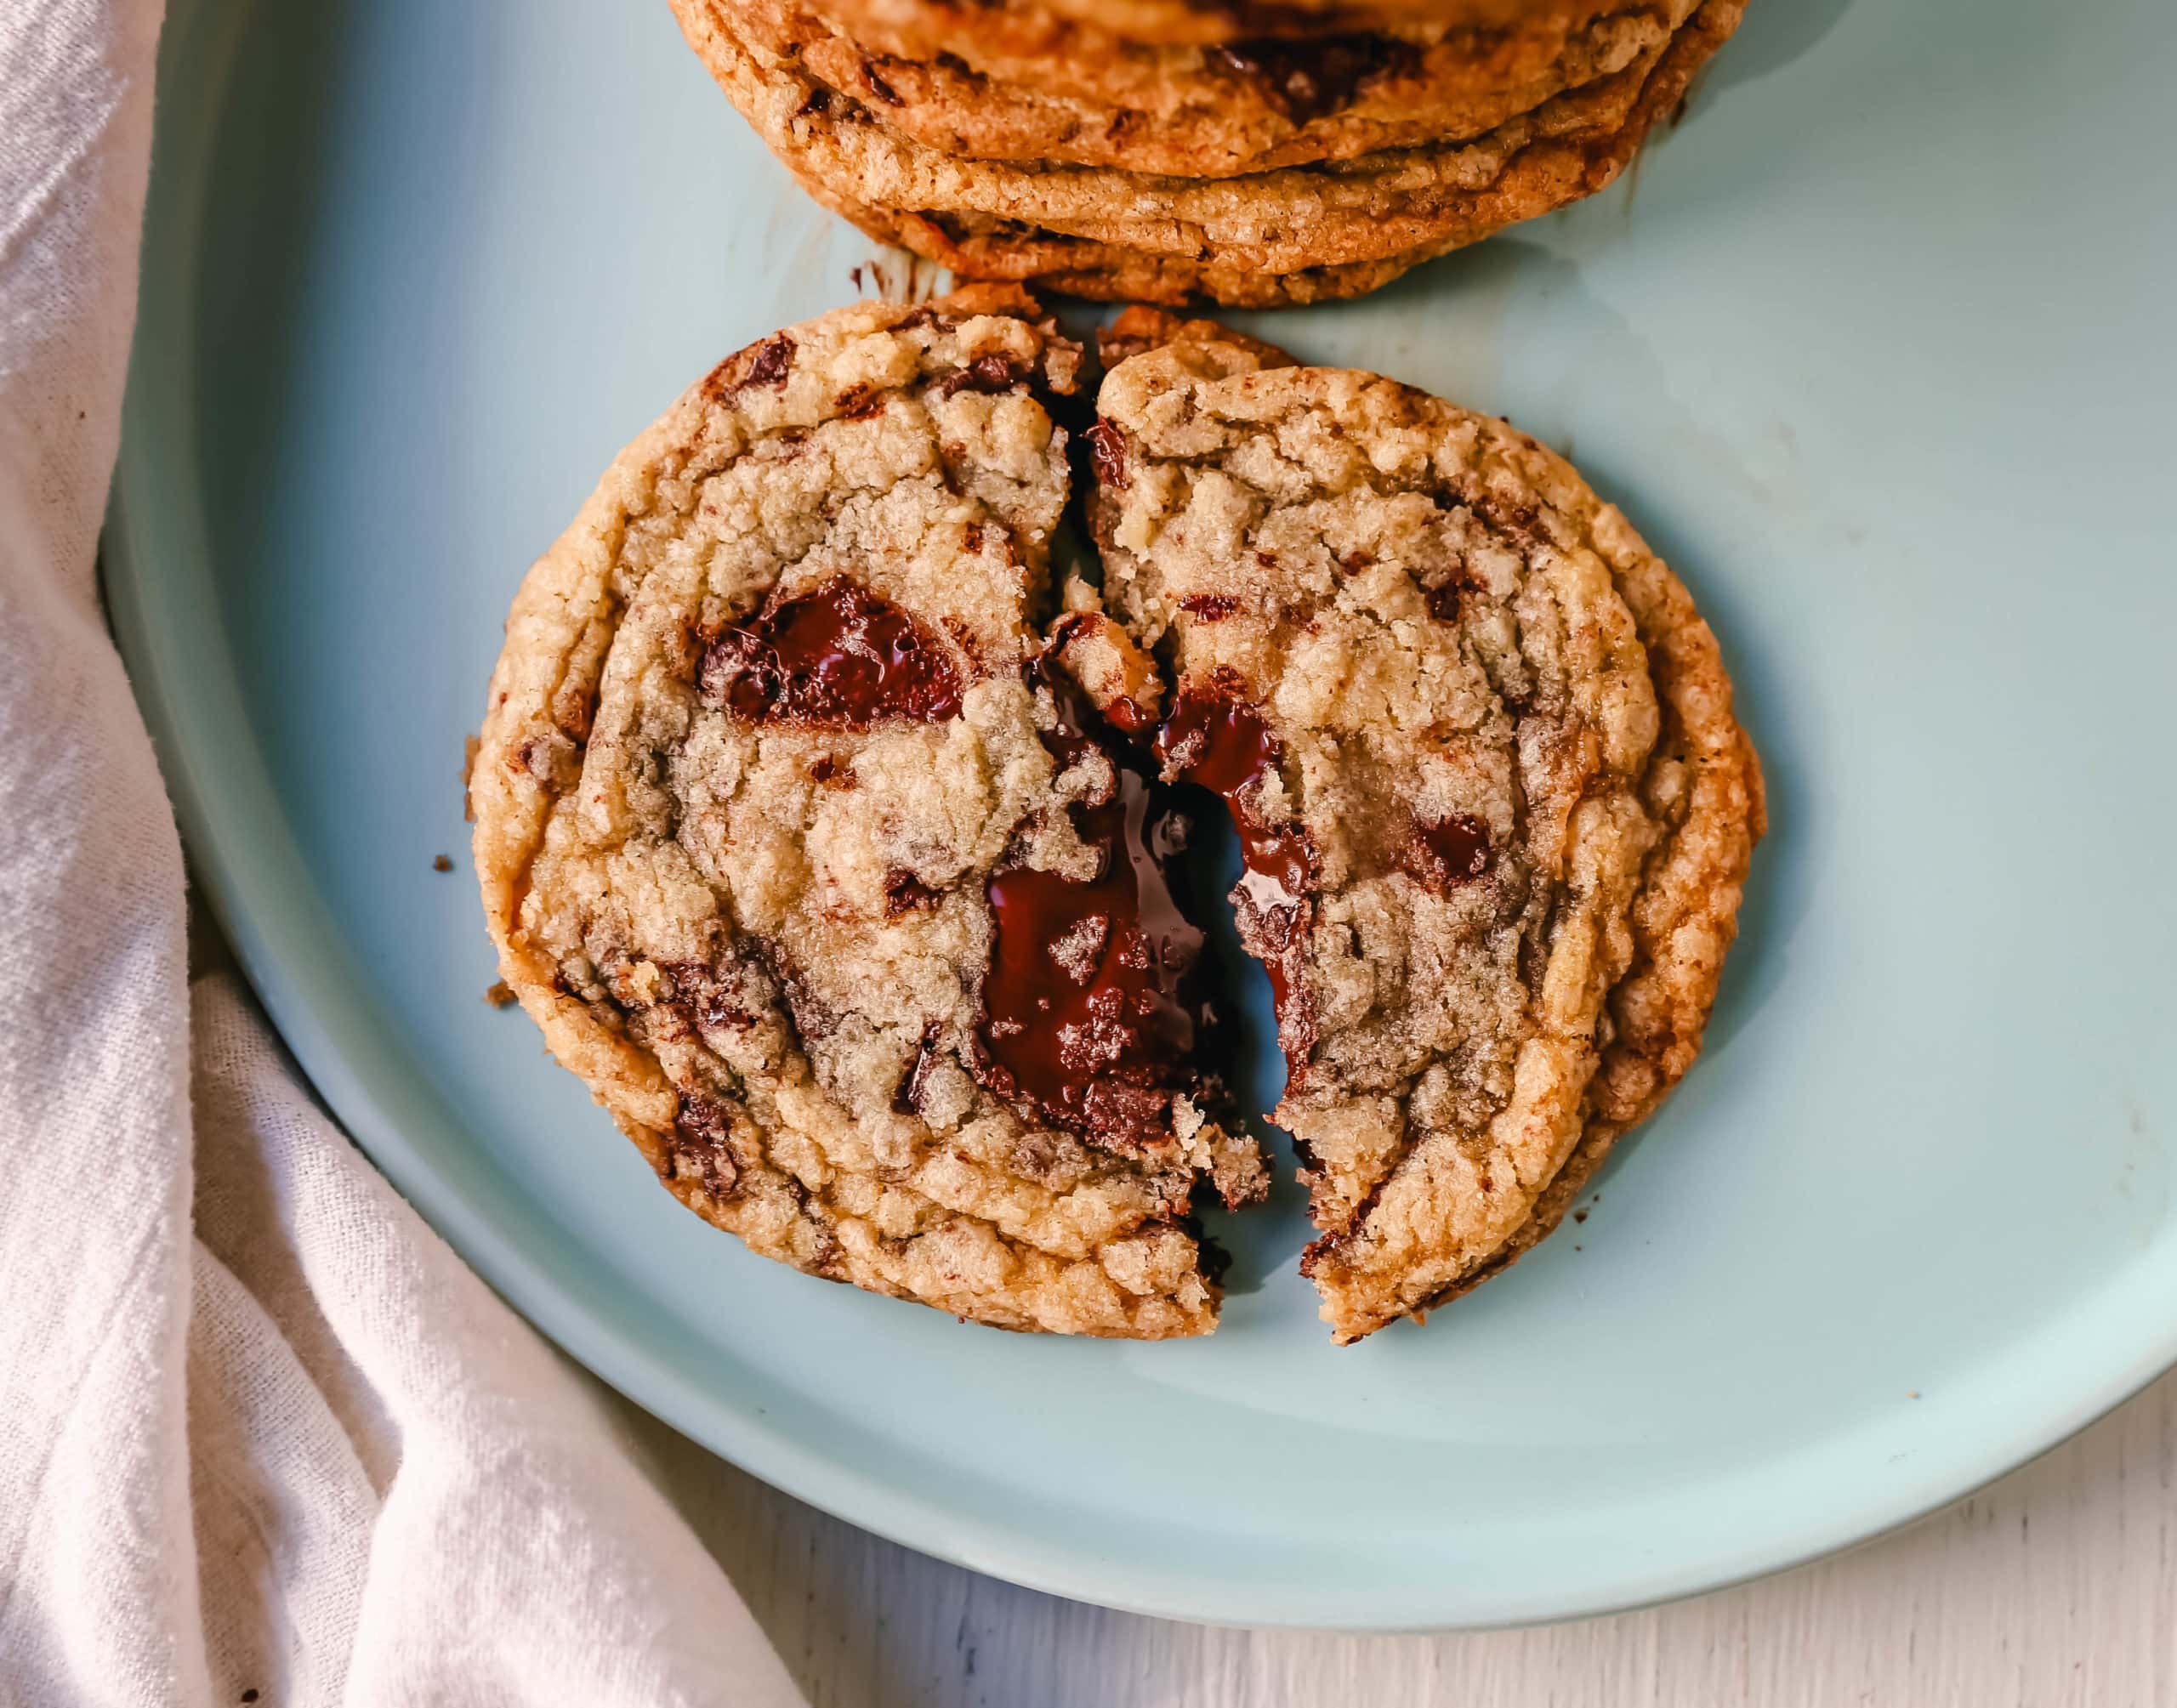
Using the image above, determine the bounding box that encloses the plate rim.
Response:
[105,486,2177,1626]
[105,0,2177,1632]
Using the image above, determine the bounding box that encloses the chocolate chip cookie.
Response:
[476,293,1761,1343]
[830,0,1642,54]
[472,290,1267,1339]
[1088,309,1763,1342]
[675,0,1742,304]
[705,0,1696,178]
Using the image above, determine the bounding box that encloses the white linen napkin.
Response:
[0,3,803,1702]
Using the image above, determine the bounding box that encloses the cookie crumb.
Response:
[485,980,517,1008]
[433,854,454,872]
[1572,1208,1589,1223]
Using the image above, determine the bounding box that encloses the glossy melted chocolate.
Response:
[700,580,961,728]
[975,668,1209,1150]
[1153,677,1317,1070]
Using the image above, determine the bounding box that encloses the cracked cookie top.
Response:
[1089,309,1762,1342]
[473,291,1759,1345]
[472,289,1265,1340]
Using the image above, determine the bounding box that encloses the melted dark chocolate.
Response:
[1406,813,1492,890]
[1154,684,1314,902]
[974,667,1210,1150]
[1153,676,1318,1071]
[1102,695,1157,736]
[700,580,962,728]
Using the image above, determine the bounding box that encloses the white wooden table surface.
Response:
[605,1372,2177,1707]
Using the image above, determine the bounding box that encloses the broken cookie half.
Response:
[1089,307,1763,1342]
[472,289,1265,1339]
[472,290,1760,1344]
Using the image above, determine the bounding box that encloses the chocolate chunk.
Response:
[937,353,1021,397]
[704,332,796,400]
[884,870,943,916]
[1404,813,1492,890]
[833,383,886,419]
[745,335,793,388]
[1210,36,1413,127]
[655,957,765,1038]
[700,580,963,728]
[973,664,1211,1152]
[1154,674,1320,1075]
[1103,695,1156,735]
[1178,593,1238,621]
[862,61,904,105]
[668,1093,743,1202]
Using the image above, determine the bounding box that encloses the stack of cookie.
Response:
[669,0,1748,306]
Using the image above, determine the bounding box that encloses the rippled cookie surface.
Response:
[472,290,1265,1339]
[1089,309,1763,1342]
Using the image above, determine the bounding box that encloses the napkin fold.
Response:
[0,3,801,1702]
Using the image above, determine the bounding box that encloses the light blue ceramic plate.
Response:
[108,0,2177,1629]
